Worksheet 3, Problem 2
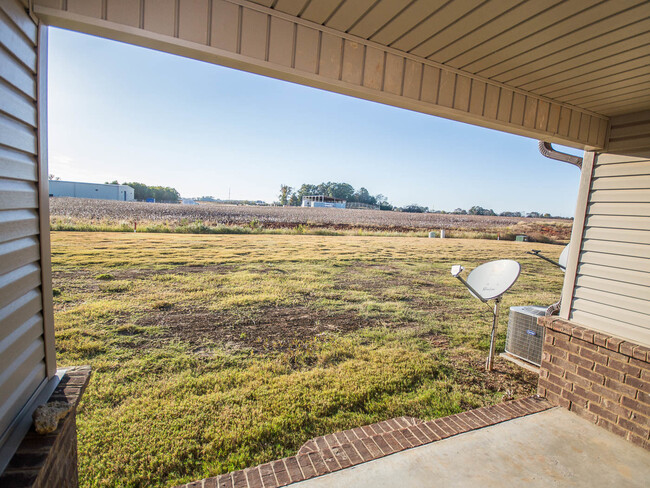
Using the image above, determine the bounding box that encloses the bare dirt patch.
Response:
[138,306,378,353]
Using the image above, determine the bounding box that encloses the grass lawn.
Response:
[51,232,564,487]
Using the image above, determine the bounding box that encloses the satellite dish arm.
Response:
[527,250,566,271]
[453,276,494,310]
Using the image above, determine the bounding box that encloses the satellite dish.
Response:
[465,260,521,301]
[450,259,522,372]
[558,244,570,271]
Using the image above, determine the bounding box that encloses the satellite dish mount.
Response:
[451,260,521,371]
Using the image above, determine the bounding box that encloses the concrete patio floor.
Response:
[289,408,650,488]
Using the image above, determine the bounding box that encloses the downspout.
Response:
[538,141,582,169]
[537,141,583,316]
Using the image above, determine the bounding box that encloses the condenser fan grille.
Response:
[506,306,547,366]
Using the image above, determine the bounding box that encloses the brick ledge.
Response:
[176,396,551,488]
[538,316,649,361]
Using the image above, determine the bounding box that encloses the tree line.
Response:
[279,182,392,209]
[106,181,180,203]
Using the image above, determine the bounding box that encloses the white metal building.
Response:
[49,180,134,201]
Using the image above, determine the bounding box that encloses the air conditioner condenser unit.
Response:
[505,305,547,367]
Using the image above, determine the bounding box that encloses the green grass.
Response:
[52,232,564,487]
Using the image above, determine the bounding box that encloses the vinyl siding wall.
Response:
[0,0,54,448]
[569,113,650,346]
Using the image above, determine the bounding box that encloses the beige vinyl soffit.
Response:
[33,0,609,149]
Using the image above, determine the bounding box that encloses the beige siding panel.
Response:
[294,25,318,73]
[1,0,38,42]
[510,93,525,126]
[571,298,648,331]
[580,250,649,273]
[593,161,650,177]
[268,17,293,68]
[362,46,384,91]
[106,0,141,27]
[591,175,650,190]
[597,153,650,165]
[0,339,45,417]
[571,310,650,346]
[0,179,37,210]
[240,7,268,60]
[178,0,209,45]
[587,202,650,217]
[0,146,37,182]
[574,287,650,317]
[577,263,650,288]
[0,314,41,366]
[0,80,37,127]
[0,9,37,70]
[468,80,485,116]
[210,0,239,52]
[0,46,36,99]
[318,32,342,80]
[585,214,650,231]
[547,104,561,134]
[496,89,512,123]
[575,274,649,301]
[420,65,439,104]
[0,236,40,275]
[67,0,102,18]
[0,289,42,345]
[453,75,471,113]
[383,53,403,96]
[437,71,455,108]
[523,97,537,129]
[0,264,40,310]
[340,40,363,85]
[0,210,39,243]
[0,359,46,440]
[143,0,176,37]
[0,113,36,155]
[590,189,650,204]
[402,59,422,100]
[536,101,550,132]
[483,85,499,120]
[609,122,650,142]
[581,239,649,260]
[584,227,650,245]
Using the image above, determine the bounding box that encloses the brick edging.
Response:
[176,396,551,488]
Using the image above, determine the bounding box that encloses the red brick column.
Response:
[0,365,92,487]
[538,317,649,450]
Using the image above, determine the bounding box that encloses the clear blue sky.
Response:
[48,27,583,216]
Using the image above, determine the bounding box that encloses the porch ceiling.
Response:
[251,0,650,118]
[32,0,650,151]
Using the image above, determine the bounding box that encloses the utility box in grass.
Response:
[515,235,529,242]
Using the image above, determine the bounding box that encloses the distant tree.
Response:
[468,206,496,216]
[49,174,60,181]
[452,208,467,215]
[278,184,292,206]
[527,211,541,218]
[123,182,180,202]
[401,204,428,213]
[499,211,522,217]
[288,193,300,206]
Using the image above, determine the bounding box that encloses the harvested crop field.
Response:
[50,197,572,241]
[52,232,565,487]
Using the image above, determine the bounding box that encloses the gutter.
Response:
[538,142,582,169]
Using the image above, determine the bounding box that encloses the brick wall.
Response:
[538,317,649,450]
[0,366,91,488]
